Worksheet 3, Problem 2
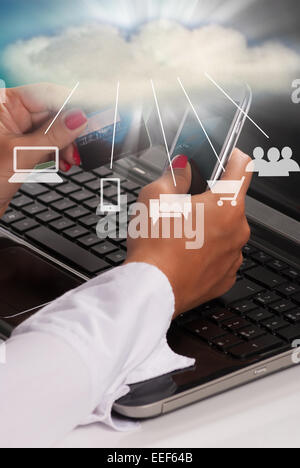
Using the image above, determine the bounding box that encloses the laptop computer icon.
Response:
[9,146,64,184]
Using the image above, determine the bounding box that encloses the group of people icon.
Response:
[246,147,300,177]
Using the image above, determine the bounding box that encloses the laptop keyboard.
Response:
[0,166,141,275]
[1,165,300,361]
[177,244,300,360]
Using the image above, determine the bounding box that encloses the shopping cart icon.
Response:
[207,177,245,207]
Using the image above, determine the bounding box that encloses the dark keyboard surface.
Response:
[1,165,299,362]
[177,242,300,362]
[1,166,141,275]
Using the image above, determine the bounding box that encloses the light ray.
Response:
[205,72,270,139]
[151,79,177,187]
[177,77,226,172]
[110,81,120,170]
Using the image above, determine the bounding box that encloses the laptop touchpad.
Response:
[0,237,82,329]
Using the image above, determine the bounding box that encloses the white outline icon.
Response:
[100,178,121,213]
[208,177,245,207]
[150,194,192,225]
[9,146,63,184]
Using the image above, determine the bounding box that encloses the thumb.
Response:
[221,148,253,199]
[14,109,88,169]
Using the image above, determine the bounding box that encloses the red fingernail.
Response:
[73,145,81,166]
[64,162,71,172]
[65,110,87,130]
[172,155,188,169]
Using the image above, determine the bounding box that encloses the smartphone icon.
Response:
[100,178,121,213]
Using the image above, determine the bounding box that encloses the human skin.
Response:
[126,150,253,318]
[0,83,88,216]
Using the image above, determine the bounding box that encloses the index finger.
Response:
[221,148,253,199]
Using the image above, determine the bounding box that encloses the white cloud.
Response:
[3,21,300,107]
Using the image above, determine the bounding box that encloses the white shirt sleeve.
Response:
[0,263,194,448]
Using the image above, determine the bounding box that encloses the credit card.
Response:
[77,108,151,171]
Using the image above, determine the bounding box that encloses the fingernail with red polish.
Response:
[65,110,87,130]
[64,162,71,172]
[172,155,188,169]
[73,145,81,166]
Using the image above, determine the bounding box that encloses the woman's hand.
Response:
[0,83,88,216]
[126,149,253,318]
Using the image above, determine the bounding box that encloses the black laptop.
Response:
[0,91,299,419]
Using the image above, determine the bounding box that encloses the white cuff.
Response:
[13,263,195,431]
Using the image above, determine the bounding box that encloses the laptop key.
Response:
[51,199,76,213]
[122,181,141,192]
[93,167,113,178]
[86,180,101,192]
[92,241,118,256]
[56,182,81,196]
[254,291,281,306]
[70,189,94,203]
[1,210,25,225]
[20,183,49,198]
[38,192,62,204]
[63,166,82,177]
[243,244,258,256]
[106,250,127,266]
[262,317,290,332]
[23,202,47,216]
[184,320,226,342]
[277,325,300,343]
[246,308,273,323]
[284,268,299,282]
[270,299,296,315]
[71,172,96,185]
[284,310,300,324]
[267,259,288,272]
[223,317,251,331]
[220,279,264,305]
[251,251,272,264]
[79,214,100,228]
[276,283,300,298]
[209,308,237,324]
[12,218,39,233]
[26,226,110,275]
[83,198,100,211]
[78,234,101,248]
[64,225,89,240]
[292,293,300,305]
[212,334,243,352]
[245,266,286,289]
[36,209,61,223]
[230,335,284,360]
[233,300,257,314]
[65,206,89,220]
[239,326,266,341]
[10,195,33,209]
[49,218,75,232]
